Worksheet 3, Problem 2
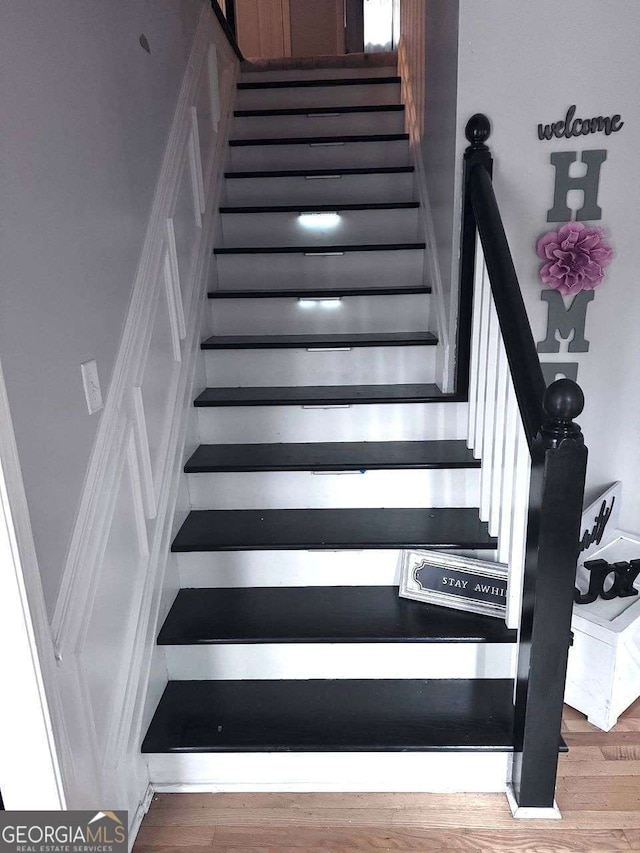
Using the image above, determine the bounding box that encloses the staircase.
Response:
[142,57,520,792]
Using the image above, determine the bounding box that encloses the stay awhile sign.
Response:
[399,550,508,620]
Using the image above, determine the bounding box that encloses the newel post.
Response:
[455,114,493,395]
[510,379,588,814]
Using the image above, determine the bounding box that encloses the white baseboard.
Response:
[128,783,154,852]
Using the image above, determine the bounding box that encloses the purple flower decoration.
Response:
[536,222,613,296]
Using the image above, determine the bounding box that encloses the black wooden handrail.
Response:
[457,114,588,814]
[469,165,546,447]
[211,0,243,61]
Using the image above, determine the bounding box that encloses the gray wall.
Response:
[455,0,640,528]
[0,0,204,617]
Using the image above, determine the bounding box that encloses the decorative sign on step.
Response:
[399,550,508,620]
[579,481,621,562]
[575,558,640,605]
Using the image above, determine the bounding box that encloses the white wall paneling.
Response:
[39,4,239,829]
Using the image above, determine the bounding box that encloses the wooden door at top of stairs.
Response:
[236,0,346,60]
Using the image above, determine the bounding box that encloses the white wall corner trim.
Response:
[0,357,68,809]
[398,36,452,392]
[40,2,238,818]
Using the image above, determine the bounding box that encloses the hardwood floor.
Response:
[135,700,640,853]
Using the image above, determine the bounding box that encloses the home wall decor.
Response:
[536,136,614,383]
[546,150,607,222]
[538,106,624,141]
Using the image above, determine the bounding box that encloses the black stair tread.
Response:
[238,76,401,90]
[184,440,480,472]
[229,133,409,146]
[208,284,431,299]
[219,202,419,213]
[234,104,405,117]
[141,678,514,753]
[171,508,496,552]
[194,383,462,407]
[158,587,517,645]
[201,332,437,350]
[225,166,414,179]
[214,242,425,255]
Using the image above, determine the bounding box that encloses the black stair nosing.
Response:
[158,587,517,646]
[237,75,401,91]
[234,104,405,117]
[229,133,409,147]
[208,285,432,299]
[184,439,481,473]
[170,507,497,553]
[194,384,465,408]
[200,332,438,351]
[214,242,425,256]
[141,678,515,753]
[224,166,415,179]
[219,201,420,214]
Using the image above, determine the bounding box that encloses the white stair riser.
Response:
[177,548,499,588]
[210,294,431,336]
[149,752,510,793]
[236,83,402,111]
[196,401,469,444]
[239,66,398,83]
[204,346,436,388]
[223,172,416,206]
[220,208,420,247]
[229,140,409,172]
[163,643,515,681]
[233,110,405,139]
[187,468,480,510]
[215,249,424,290]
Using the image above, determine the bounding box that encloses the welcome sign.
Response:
[399,550,509,619]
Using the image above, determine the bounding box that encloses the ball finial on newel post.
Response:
[541,378,585,446]
[465,114,491,150]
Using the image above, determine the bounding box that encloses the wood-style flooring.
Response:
[135,700,640,853]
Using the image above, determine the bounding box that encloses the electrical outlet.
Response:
[81,360,103,414]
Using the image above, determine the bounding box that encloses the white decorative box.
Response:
[565,483,640,731]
